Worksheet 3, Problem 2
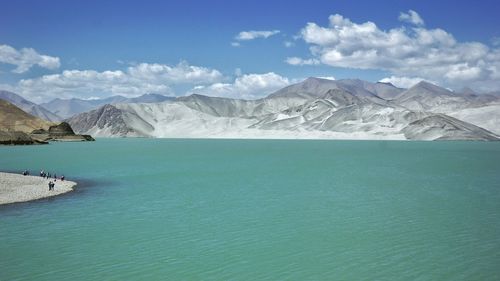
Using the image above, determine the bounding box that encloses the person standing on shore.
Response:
[49,181,55,191]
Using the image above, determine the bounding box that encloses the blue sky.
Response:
[1,0,500,102]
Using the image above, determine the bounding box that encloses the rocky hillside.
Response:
[0,99,94,145]
[0,90,61,122]
[31,122,95,142]
[0,131,46,145]
[0,99,52,132]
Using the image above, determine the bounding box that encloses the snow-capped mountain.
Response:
[66,78,500,141]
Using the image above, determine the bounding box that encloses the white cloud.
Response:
[8,61,224,102]
[284,41,295,48]
[399,10,425,26]
[318,76,335,81]
[127,61,222,84]
[291,12,500,90]
[231,42,241,47]
[491,36,500,47]
[235,30,280,41]
[0,44,60,73]
[285,57,320,66]
[188,72,290,100]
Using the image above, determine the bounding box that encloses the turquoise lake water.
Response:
[1,139,500,280]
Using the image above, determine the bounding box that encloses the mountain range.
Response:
[0,91,174,121]
[0,90,62,122]
[40,93,174,119]
[63,78,500,141]
[1,78,498,141]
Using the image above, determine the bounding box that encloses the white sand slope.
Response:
[66,79,500,141]
[448,104,500,135]
[0,172,76,205]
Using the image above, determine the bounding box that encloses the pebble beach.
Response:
[0,172,76,205]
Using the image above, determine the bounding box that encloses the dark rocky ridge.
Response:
[0,131,47,145]
[49,122,76,136]
[66,104,143,137]
[30,122,95,142]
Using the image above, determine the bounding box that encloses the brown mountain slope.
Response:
[0,99,54,133]
[1,99,94,144]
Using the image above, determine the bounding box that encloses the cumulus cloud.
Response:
[290,12,500,90]
[399,10,425,26]
[127,61,222,84]
[9,61,224,103]
[188,72,290,100]
[235,30,280,41]
[0,44,60,73]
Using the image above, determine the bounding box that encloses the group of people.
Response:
[20,169,67,191]
[39,170,65,181]
[39,170,66,191]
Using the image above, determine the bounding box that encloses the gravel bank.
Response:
[0,172,76,205]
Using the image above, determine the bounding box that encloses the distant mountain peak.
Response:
[376,81,396,87]
[402,81,453,97]
[0,90,62,122]
[41,93,174,119]
[140,93,162,97]
[101,103,118,110]
[302,77,331,84]
[343,78,363,83]
[412,80,440,89]
[305,77,325,81]
[184,93,212,100]
[459,87,477,95]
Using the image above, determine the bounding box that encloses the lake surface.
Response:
[1,139,500,280]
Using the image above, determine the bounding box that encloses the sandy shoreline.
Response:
[0,172,76,205]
